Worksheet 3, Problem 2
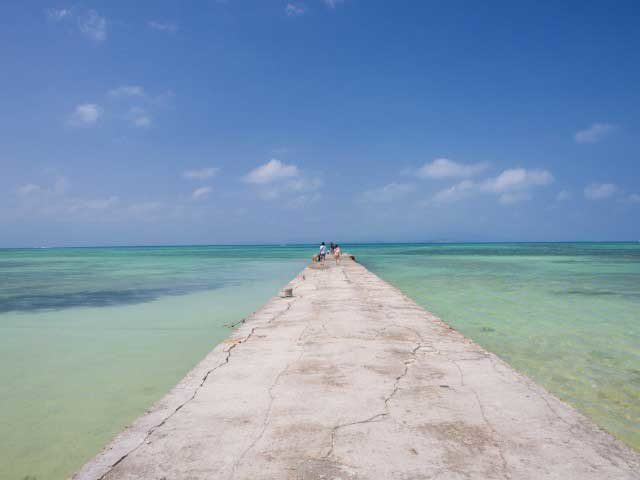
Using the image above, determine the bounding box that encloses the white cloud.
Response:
[359,182,414,204]
[17,184,42,196]
[45,8,72,21]
[286,3,306,15]
[77,10,107,42]
[243,160,322,205]
[63,88,169,129]
[431,168,553,204]
[15,178,64,200]
[433,180,475,203]
[243,159,299,184]
[147,21,178,33]
[53,176,69,194]
[627,193,640,203]
[481,168,554,193]
[108,85,146,98]
[418,158,489,179]
[14,176,122,216]
[556,190,572,201]
[107,86,172,128]
[584,182,619,200]
[191,186,213,200]
[126,107,152,128]
[499,192,531,205]
[574,123,615,143]
[12,176,205,222]
[121,107,151,127]
[45,8,107,42]
[183,168,219,180]
[286,178,322,192]
[69,103,102,126]
[132,115,151,127]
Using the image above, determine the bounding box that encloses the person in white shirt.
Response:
[319,242,327,262]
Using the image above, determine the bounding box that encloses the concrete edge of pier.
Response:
[73,257,640,480]
[72,267,308,480]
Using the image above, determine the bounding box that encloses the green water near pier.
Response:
[0,246,308,480]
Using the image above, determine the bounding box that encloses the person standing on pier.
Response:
[334,244,342,264]
[319,242,327,263]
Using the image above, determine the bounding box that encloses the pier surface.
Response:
[75,258,640,479]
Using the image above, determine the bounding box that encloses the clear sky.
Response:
[1,0,639,247]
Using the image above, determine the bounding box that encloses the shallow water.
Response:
[0,246,309,480]
[349,242,640,451]
[1,243,638,479]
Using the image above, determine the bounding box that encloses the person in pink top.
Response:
[334,244,342,264]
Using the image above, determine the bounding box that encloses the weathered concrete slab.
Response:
[74,258,640,479]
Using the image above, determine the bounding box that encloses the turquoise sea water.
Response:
[0,243,638,479]
[0,246,309,480]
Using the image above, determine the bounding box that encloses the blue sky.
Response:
[1,0,639,246]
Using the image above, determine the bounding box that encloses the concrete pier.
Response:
[75,258,640,479]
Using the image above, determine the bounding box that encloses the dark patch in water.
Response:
[480,326,495,332]
[562,289,618,297]
[0,284,220,314]
[0,260,34,269]
[627,369,640,385]
[590,350,616,361]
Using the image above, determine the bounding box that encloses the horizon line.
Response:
[1,240,639,250]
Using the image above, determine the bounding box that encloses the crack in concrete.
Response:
[315,341,423,469]
[345,263,514,478]
[451,360,465,387]
[521,380,573,428]
[341,268,352,284]
[383,319,425,343]
[96,299,297,480]
[384,343,423,410]
[324,413,389,460]
[228,300,317,480]
[295,269,427,475]
[471,390,511,479]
